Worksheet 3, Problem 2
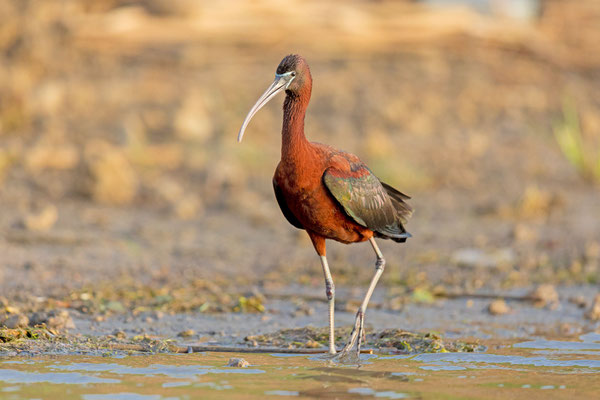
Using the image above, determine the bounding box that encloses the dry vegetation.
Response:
[0,0,599,331]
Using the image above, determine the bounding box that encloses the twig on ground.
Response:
[106,343,372,354]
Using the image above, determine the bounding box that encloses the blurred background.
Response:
[0,0,599,315]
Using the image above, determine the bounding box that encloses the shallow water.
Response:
[1,335,599,400]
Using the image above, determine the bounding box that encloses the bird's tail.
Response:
[381,181,413,225]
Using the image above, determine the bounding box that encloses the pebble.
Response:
[585,294,600,321]
[29,310,76,331]
[113,330,127,339]
[227,358,249,368]
[529,284,559,308]
[23,204,58,232]
[568,295,588,309]
[3,314,29,329]
[177,329,195,338]
[488,299,511,315]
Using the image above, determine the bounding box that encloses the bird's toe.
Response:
[334,346,360,364]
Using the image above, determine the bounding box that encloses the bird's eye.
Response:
[291,72,296,77]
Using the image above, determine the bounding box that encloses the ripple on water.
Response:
[419,365,467,371]
[412,353,600,369]
[532,350,600,356]
[82,394,176,400]
[162,381,191,388]
[348,387,410,398]
[264,390,300,396]
[513,339,600,351]
[50,363,265,377]
[268,353,308,358]
[579,333,600,343]
[0,369,120,385]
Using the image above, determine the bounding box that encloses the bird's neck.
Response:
[281,90,311,163]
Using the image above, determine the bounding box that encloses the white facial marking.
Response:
[275,71,296,88]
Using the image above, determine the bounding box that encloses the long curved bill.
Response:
[237,73,294,142]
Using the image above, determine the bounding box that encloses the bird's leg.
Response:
[319,255,336,354]
[308,233,336,355]
[338,237,385,359]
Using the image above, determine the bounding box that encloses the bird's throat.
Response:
[281,92,310,163]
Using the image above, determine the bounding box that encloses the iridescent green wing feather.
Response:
[323,164,412,241]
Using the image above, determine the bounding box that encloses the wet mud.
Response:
[1,334,599,399]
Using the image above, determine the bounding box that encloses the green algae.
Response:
[245,327,481,353]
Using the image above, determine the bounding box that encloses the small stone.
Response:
[529,284,559,308]
[174,195,203,220]
[47,310,75,330]
[177,329,195,338]
[558,323,581,336]
[292,304,314,317]
[585,294,600,321]
[30,310,75,331]
[386,296,406,311]
[153,311,165,320]
[3,314,29,329]
[519,186,557,218]
[568,295,588,309]
[227,358,249,368]
[488,299,511,315]
[513,224,537,242]
[113,330,127,339]
[23,204,58,232]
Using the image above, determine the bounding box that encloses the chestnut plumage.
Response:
[238,54,412,360]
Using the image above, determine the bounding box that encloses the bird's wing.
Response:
[273,178,304,230]
[323,164,410,239]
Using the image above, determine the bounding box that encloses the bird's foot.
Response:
[333,309,364,363]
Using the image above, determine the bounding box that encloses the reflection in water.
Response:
[161,381,191,388]
[0,335,598,399]
[513,339,600,350]
[419,365,466,371]
[348,387,410,398]
[413,352,600,368]
[0,369,120,385]
[51,362,265,376]
[82,394,169,400]
[264,390,300,396]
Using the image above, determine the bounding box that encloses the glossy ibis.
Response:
[238,54,412,359]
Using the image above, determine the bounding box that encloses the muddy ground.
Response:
[1,0,599,353]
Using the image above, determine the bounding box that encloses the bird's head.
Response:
[238,54,311,142]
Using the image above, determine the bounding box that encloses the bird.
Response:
[237,54,412,360]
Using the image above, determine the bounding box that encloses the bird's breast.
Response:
[274,161,371,243]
